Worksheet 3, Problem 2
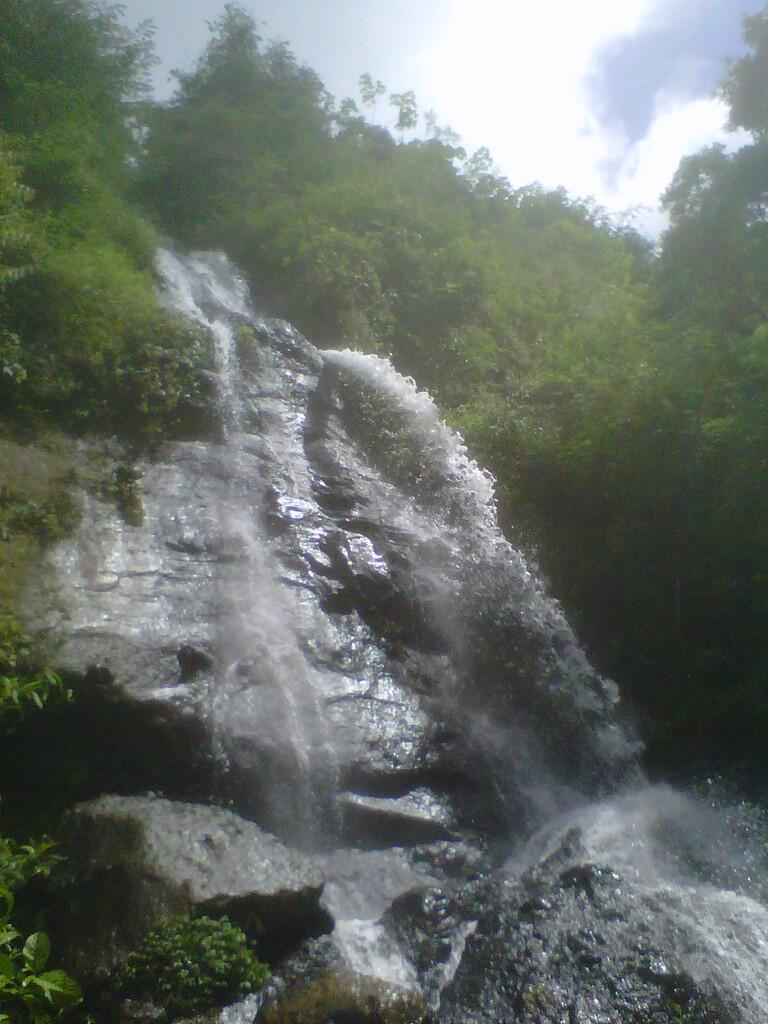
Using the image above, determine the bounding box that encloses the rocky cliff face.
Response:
[18,250,768,1023]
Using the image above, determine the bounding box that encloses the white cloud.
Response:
[606,94,750,234]
[408,0,747,234]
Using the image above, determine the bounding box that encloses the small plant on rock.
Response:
[0,614,70,723]
[114,916,268,1021]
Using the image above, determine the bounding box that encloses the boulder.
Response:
[52,795,334,976]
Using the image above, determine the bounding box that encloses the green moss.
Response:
[0,436,81,613]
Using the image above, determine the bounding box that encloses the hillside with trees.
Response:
[1,0,767,788]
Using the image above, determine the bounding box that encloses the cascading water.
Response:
[35,247,768,1022]
[153,249,641,842]
[155,250,338,844]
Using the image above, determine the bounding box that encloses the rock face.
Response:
[24,250,637,852]
[53,796,333,975]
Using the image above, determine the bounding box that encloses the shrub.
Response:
[1,243,215,443]
[114,916,268,1021]
[0,927,82,1024]
[0,486,80,545]
[0,623,81,1024]
[99,465,143,527]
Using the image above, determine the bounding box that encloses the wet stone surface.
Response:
[385,836,742,1024]
[53,795,333,974]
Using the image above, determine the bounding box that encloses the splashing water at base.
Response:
[509,784,768,1023]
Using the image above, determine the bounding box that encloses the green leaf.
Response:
[0,885,14,917]
[28,969,81,1007]
[0,952,16,979]
[23,931,50,972]
[0,925,19,947]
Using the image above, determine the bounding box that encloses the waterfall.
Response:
[153,248,641,844]
[38,246,768,1022]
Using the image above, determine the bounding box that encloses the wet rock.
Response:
[13,249,765,1023]
[384,888,464,979]
[177,644,214,680]
[338,791,458,849]
[256,972,427,1024]
[118,1000,167,1024]
[383,848,741,1024]
[85,664,115,687]
[409,842,492,884]
[52,796,334,976]
[21,263,632,848]
[266,935,346,996]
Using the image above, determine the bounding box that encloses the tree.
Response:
[389,90,418,141]
[140,4,331,241]
[0,0,154,147]
[173,2,261,104]
[424,110,463,149]
[359,72,385,116]
[721,7,768,137]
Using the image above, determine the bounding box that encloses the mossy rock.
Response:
[258,973,428,1024]
[0,434,82,612]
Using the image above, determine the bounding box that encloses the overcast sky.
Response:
[122,0,763,234]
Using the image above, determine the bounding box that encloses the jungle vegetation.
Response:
[1,0,768,787]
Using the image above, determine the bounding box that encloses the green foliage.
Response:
[390,90,418,138]
[114,916,268,1021]
[0,927,82,1024]
[259,973,427,1024]
[0,1,211,444]
[2,242,214,438]
[720,9,768,137]
[0,613,70,724]
[0,618,80,1024]
[0,0,153,170]
[0,486,79,545]
[0,836,60,906]
[359,73,386,110]
[0,141,34,297]
[0,139,36,391]
[0,815,80,1024]
[100,465,143,527]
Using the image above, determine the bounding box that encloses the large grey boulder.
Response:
[52,795,334,976]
